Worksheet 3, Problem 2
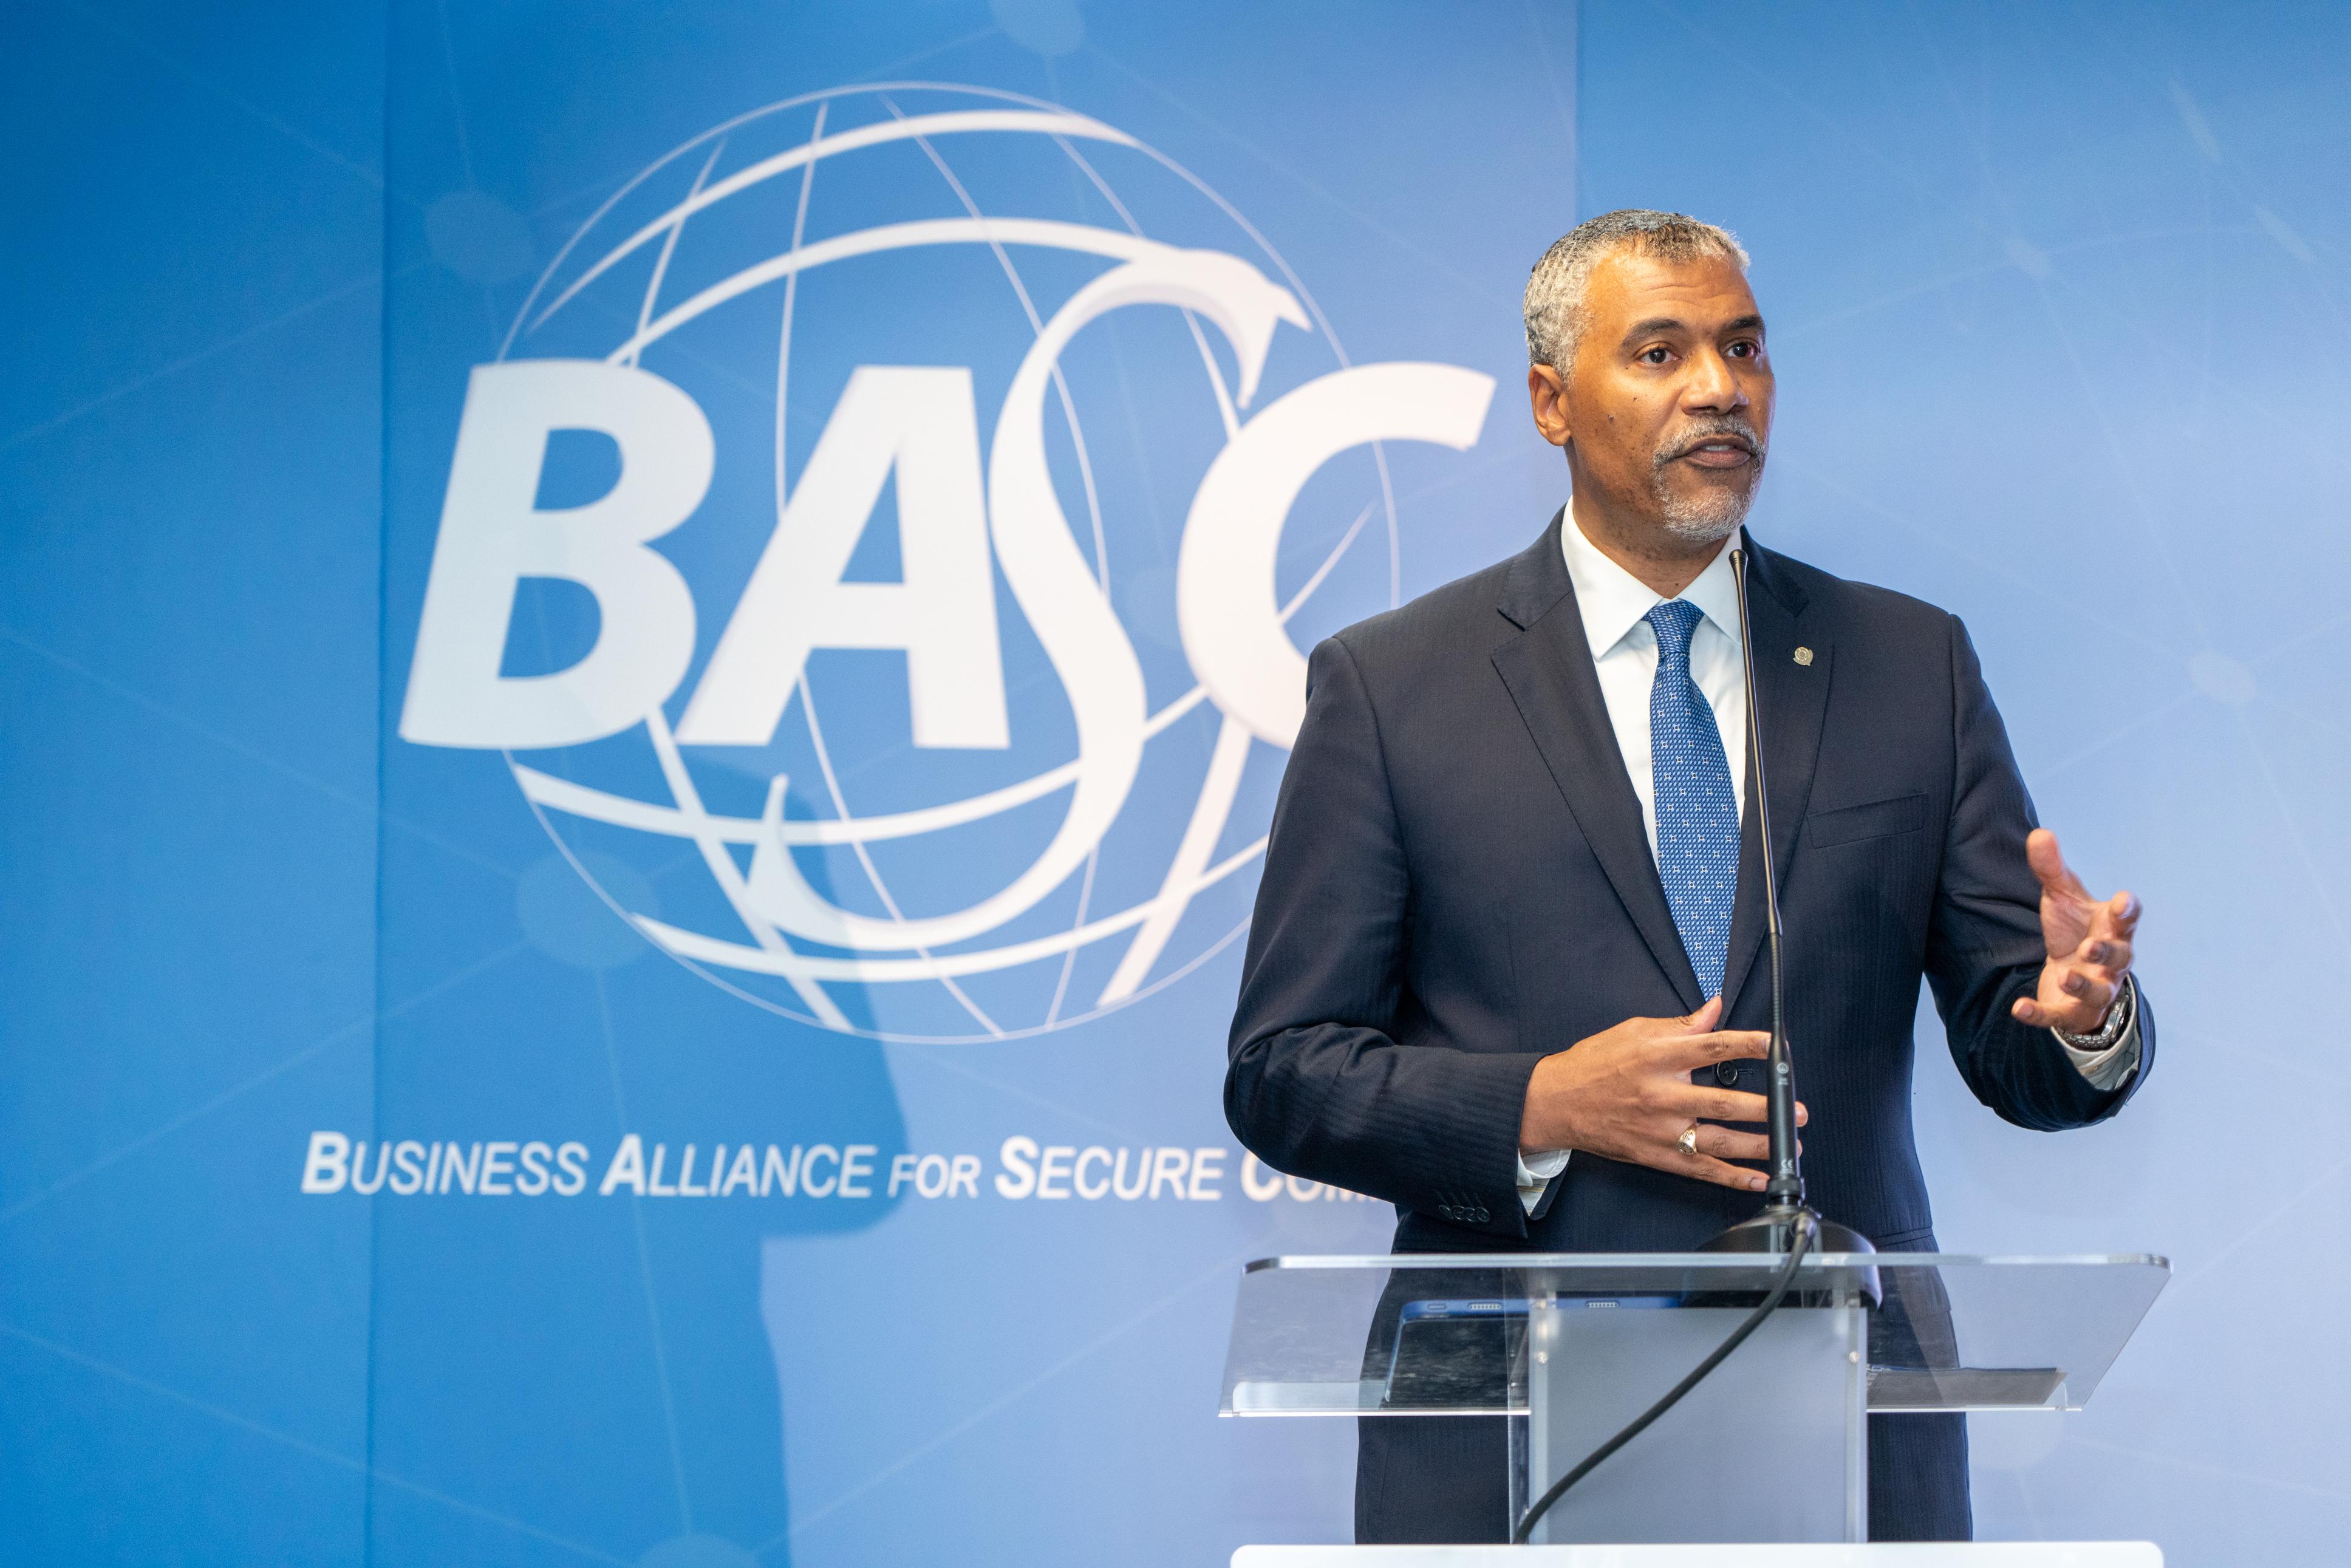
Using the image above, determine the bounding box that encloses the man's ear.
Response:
[1527,363,1570,448]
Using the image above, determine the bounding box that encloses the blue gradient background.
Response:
[5,3,2347,1565]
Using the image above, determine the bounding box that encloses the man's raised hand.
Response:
[1517,996,1806,1193]
[2011,827,2141,1034]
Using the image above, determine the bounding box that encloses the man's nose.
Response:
[1682,348,1750,414]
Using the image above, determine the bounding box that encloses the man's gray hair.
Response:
[1523,210,1750,372]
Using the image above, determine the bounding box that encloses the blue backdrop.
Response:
[6,4,2349,1565]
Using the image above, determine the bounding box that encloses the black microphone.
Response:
[1700,541,1872,1260]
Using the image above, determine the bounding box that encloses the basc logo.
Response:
[399,84,1493,1043]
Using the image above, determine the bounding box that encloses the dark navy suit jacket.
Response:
[1223,512,2154,1541]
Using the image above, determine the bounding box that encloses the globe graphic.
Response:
[496,83,1398,1043]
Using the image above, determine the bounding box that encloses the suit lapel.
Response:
[1492,513,1705,1013]
[1718,541,1830,1020]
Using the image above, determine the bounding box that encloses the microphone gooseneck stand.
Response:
[1513,541,1873,1547]
[1698,545,1874,1259]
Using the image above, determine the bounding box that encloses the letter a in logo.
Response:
[678,365,1009,751]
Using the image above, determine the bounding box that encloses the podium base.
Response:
[1699,1202,1877,1258]
[1699,1204,1878,1307]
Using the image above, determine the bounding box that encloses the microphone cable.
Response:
[1510,1209,1818,1544]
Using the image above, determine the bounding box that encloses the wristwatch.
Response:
[2053,973,2135,1051]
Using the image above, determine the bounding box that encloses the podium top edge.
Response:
[1239,1252,2171,1275]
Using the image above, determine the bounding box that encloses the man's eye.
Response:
[1640,347,1671,365]
[1728,341,1759,359]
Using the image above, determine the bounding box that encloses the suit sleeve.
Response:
[1224,635,1546,1239]
[1923,615,2156,1130]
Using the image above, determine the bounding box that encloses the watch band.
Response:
[2055,973,2134,1051]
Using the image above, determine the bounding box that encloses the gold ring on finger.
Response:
[1676,1124,1700,1157]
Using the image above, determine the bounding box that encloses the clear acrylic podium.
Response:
[1221,1252,2167,1546]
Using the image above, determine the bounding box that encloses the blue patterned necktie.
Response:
[1645,599,1739,999]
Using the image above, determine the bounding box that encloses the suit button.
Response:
[1473,1207,1490,1223]
[1716,1060,1741,1086]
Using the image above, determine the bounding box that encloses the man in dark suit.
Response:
[1223,210,2152,1544]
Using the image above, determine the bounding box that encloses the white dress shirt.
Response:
[1515,506,2140,1212]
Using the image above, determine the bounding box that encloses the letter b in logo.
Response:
[400,360,710,750]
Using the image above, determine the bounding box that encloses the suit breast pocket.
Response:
[1804,793,1927,849]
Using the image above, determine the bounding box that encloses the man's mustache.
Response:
[1655,417,1767,466]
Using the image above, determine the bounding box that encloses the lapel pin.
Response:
[1793,647,1814,666]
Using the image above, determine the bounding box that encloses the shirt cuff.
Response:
[1516,1148,1570,1213]
[2053,975,2142,1092]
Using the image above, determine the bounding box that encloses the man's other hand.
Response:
[1517,997,1804,1192]
[2011,827,2141,1034]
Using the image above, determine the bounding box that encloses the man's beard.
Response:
[1649,416,1766,544]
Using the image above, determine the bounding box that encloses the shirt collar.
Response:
[1559,500,1744,658]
